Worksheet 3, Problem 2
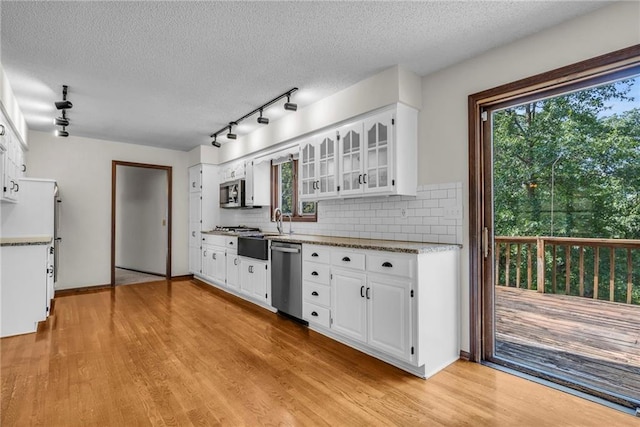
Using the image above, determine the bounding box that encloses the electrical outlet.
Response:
[400,208,407,218]
[444,207,463,219]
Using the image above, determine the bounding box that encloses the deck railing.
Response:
[494,236,640,305]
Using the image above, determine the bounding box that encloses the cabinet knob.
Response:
[311,252,319,257]
[229,241,233,245]
[311,311,318,317]
[311,271,319,276]
[342,256,351,262]
[382,262,393,268]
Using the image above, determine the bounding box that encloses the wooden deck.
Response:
[495,286,640,403]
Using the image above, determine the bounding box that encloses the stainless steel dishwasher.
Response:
[270,241,303,321]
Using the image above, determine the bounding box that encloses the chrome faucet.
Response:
[283,213,293,235]
[273,207,283,234]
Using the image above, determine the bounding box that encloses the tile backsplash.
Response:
[220,183,463,244]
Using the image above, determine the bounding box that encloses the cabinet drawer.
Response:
[225,237,237,249]
[303,282,330,307]
[331,250,365,270]
[367,253,415,278]
[202,234,226,246]
[303,302,330,328]
[303,262,330,285]
[303,245,330,264]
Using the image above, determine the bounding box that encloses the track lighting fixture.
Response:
[284,94,297,111]
[54,85,72,137]
[53,116,69,126]
[55,85,73,110]
[257,109,269,125]
[209,88,298,147]
[227,122,237,140]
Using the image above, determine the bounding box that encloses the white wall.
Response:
[25,131,189,289]
[115,166,167,275]
[419,1,640,351]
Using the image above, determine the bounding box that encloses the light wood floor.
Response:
[1,280,636,426]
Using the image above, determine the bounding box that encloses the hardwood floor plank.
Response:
[1,280,636,426]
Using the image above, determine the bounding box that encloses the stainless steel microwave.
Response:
[220,179,246,208]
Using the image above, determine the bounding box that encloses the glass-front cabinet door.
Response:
[363,111,393,194]
[316,130,338,198]
[299,137,317,200]
[338,122,364,197]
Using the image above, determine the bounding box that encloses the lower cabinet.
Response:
[305,244,460,379]
[1,243,49,337]
[366,274,412,362]
[226,249,239,290]
[239,257,269,304]
[330,268,367,343]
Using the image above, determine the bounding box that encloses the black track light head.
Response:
[212,139,221,147]
[53,117,69,126]
[284,94,297,111]
[55,128,69,137]
[257,109,269,125]
[227,122,237,140]
[55,100,73,110]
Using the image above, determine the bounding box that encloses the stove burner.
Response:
[214,225,261,233]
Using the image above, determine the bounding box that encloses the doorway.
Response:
[111,161,172,285]
[469,47,640,410]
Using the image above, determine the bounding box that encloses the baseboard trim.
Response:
[116,266,165,277]
[459,350,471,361]
[171,274,194,281]
[55,284,112,297]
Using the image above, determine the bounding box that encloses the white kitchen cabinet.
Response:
[245,159,270,207]
[302,244,332,328]
[188,164,218,275]
[367,274,412,361]
[331,268,368,343]
[239,257,269,304]
[206,246,226,284]
[302,242,459,379]
[1,243,49,337]
[299,130,338,202]
[225,248,239,290]
[1,115,25,203]
[221,160,246,182]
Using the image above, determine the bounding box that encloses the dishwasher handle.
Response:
[271,246,300,254]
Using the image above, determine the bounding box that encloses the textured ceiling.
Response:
[1,1,608,151]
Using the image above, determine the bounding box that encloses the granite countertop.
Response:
[265,234,460,254]
[202,230,459,254]
[0,236,53,247]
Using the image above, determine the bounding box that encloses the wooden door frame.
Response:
[111,160,173,286]
[467,45,640,362]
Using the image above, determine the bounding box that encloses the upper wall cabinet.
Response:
[221,160,246,182]
[245,159,270,207]
[1,114,26,203]
[301,104,417,201]
[299,129,339,202]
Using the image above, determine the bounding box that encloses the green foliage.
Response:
[493,77,640,304]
